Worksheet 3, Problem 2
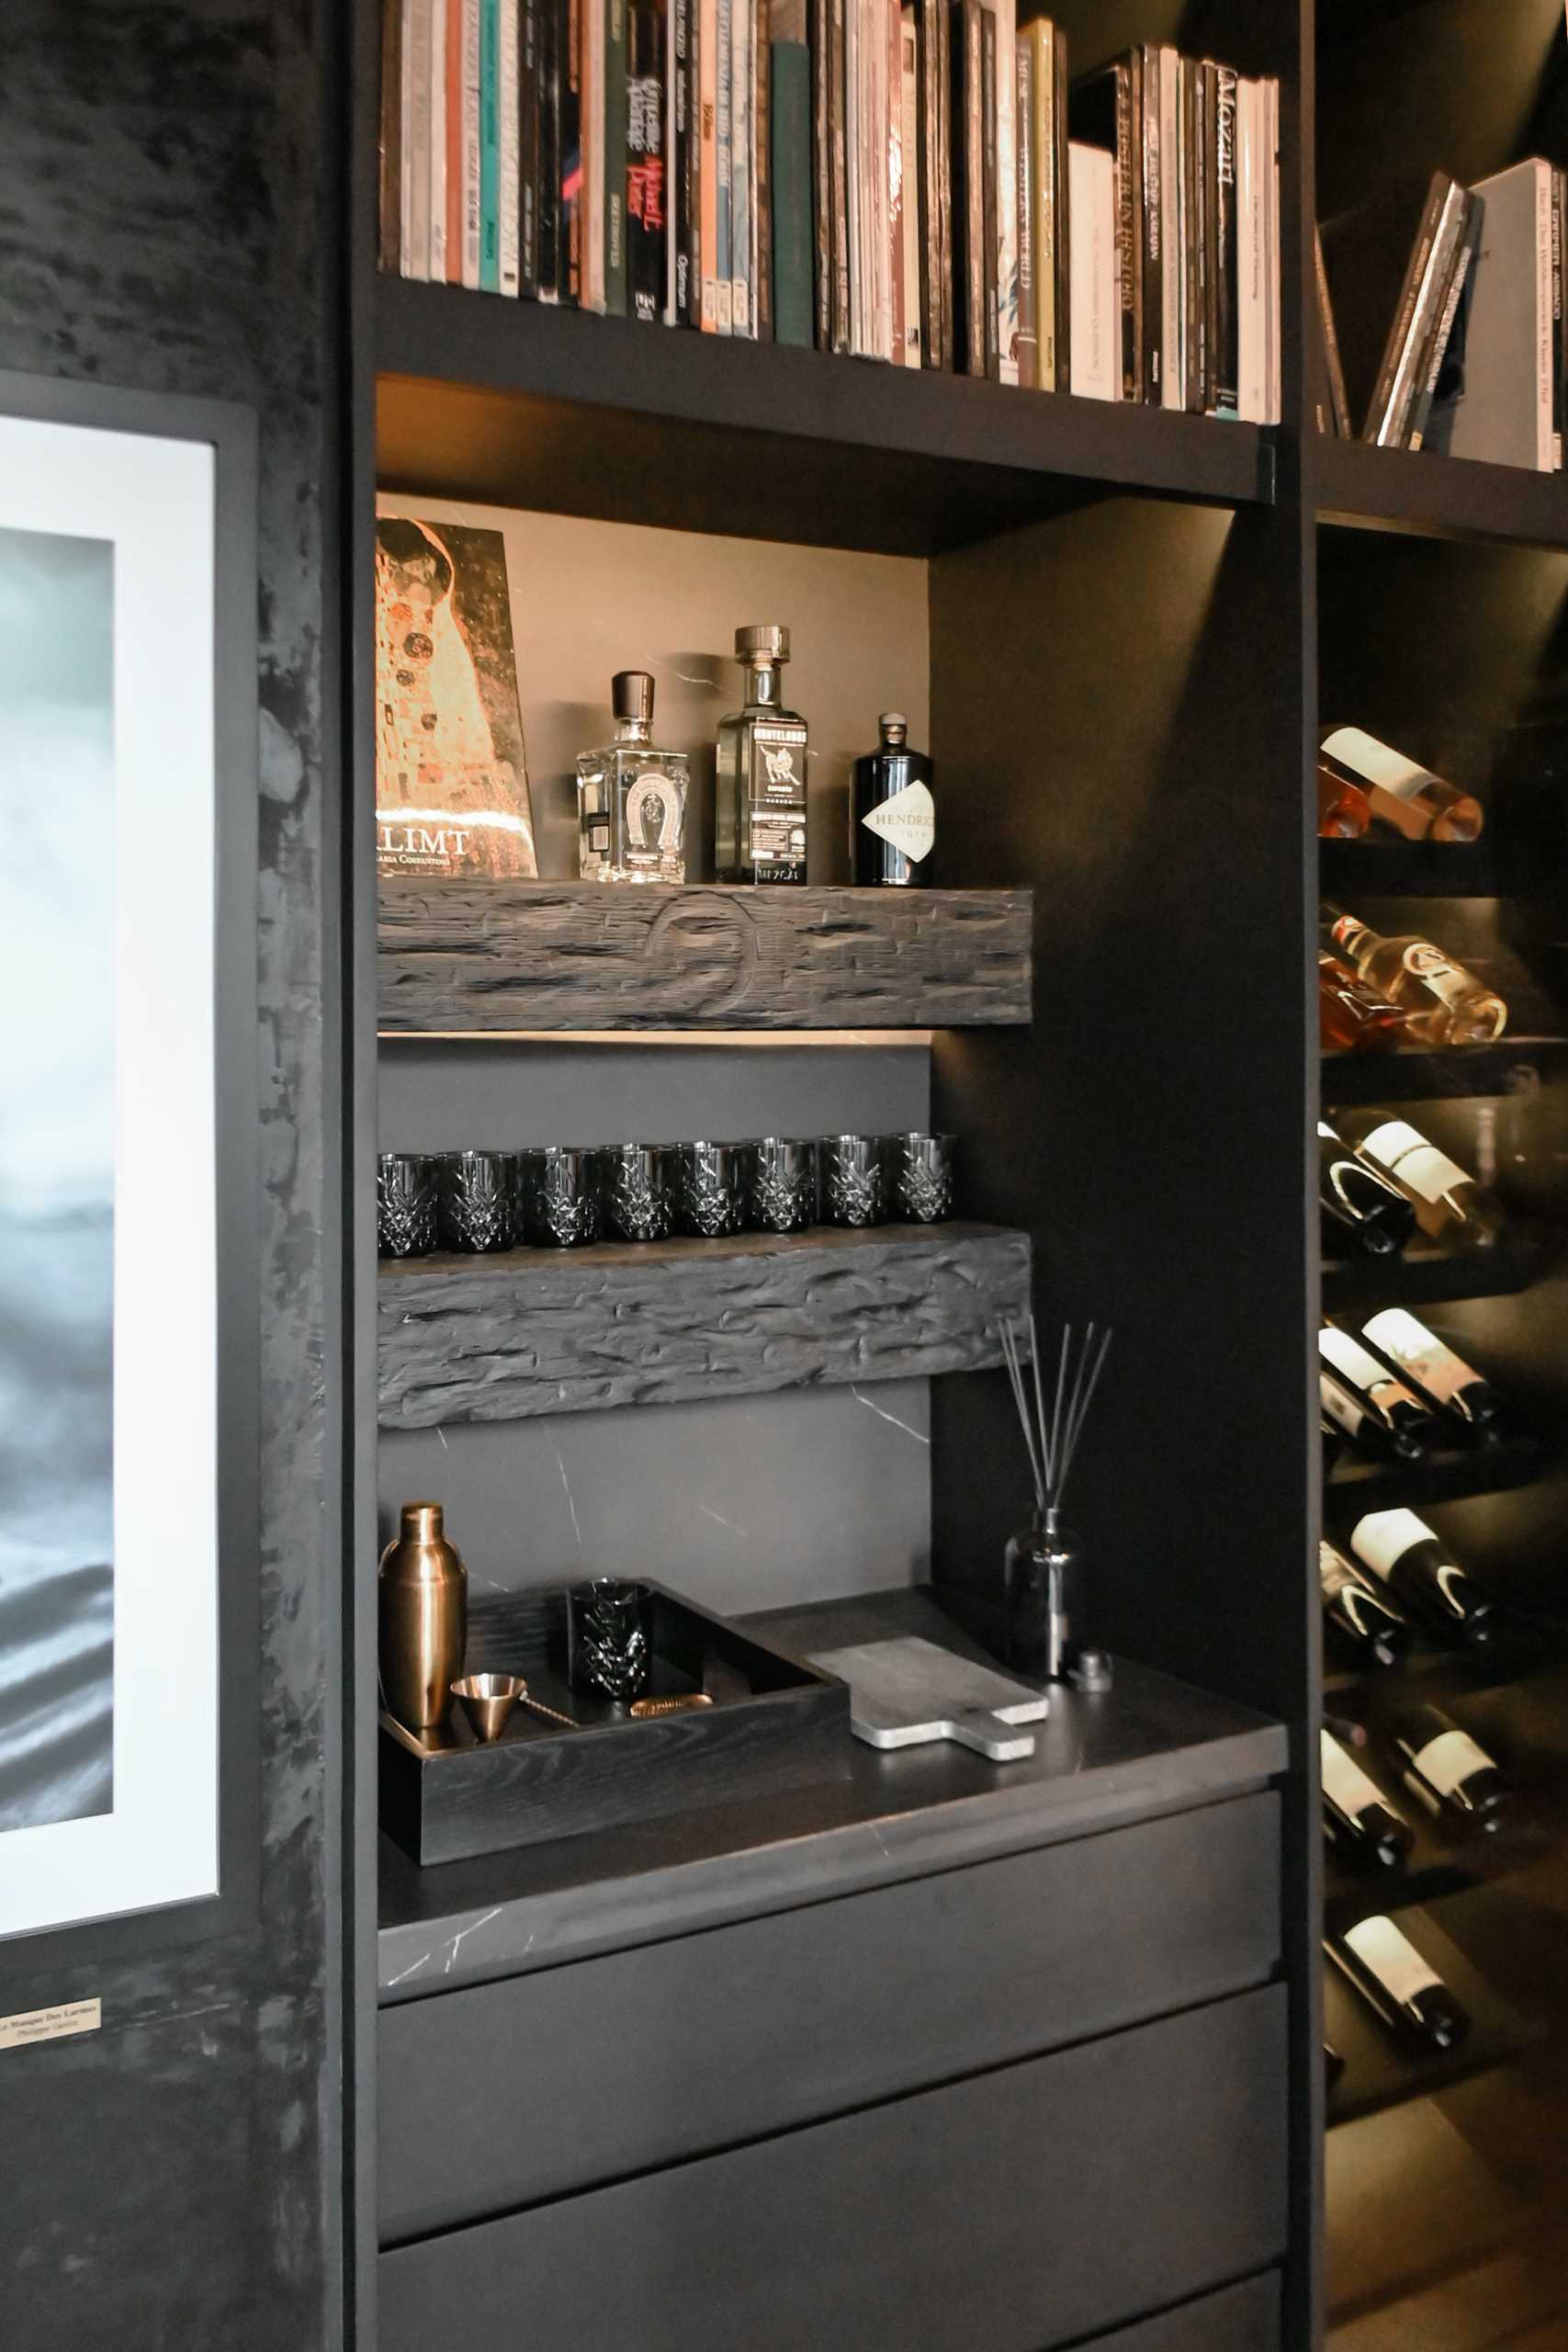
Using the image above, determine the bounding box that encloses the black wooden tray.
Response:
[378,1581,852,1866]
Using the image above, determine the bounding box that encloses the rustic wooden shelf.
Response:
[378,1219,1030,1427]
[378,876,1033,1034]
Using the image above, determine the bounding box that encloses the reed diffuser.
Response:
[998,1315,1113,1680]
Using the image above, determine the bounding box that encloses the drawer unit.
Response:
[1072,2271,1279,2350]
[379,1982,1288,2352]
[381,1789,1279,2238]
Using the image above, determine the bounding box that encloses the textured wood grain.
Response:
[378,877,1032,1030]
[378,1222,1031,1425]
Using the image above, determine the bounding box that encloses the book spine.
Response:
[430,0,448,278]
[1052,23,1068,389]
[536,0,559,292]
[1140,43,1160,403]
[581,0,604,307]
[1407,196,1478,451]
[666,0,679,317]
[626,0,669,317]
[1235,76,1263,422]
[498,0,521,290]
[673,0,694,320]
[845,0,863,350]
[981,7,999,379]
[564,0,584,299]
[829,0,851,348]
[409,0,434,278]
[915,0,940,366]
[1390,184,1467,446]
[463,0,486,287]
[605,0,629,311]
[1213,62,1236,416]
[1179,55,1198,408]
[1537,158,1555,470]
[755,0,773,334]
[1158,48,1179,405]
[518,0,539,289]
[700,0,719,322]
[1554,168,1565,466]
[1213,57,1222,412]
[1025,22,1051,389]
[900,6,921,360]
[731,0,751,331]
[1362,172,1448,442]
[1014,30,1036,386]
[449,0,469,277]
[716,0,734,325]
[380,0,405,273]
[1265,76,1280,423]
[889,0,906,360]
[1112,59,1138,401]
[772,40,813,342]
[808,0,831,345]
[479,0,500,288]
[959,0,984,374]
[993,0,1019,384]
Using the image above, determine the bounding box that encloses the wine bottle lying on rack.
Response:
[1318,950,1409,1055]
[1326,1915,1471,2050]
[1324,905,1507,1046]
[1319,1121,1416,1260]
[1321,1539,1412,1668]
[1390,1703,1509,1831]
[1318,764,1371,839]
[1351,1508,1502,1649]
[1361,1307,1508,1445]
[1320,1327,1438,1459]
[1320,726,1484,843]
[1322,1729,1415,1868]
[1340,1115,1503,1252]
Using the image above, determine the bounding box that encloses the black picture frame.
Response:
[0,369,261,1974]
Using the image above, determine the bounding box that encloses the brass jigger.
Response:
[450,1673,580,1743]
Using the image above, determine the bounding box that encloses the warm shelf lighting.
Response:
[378,1029,936,1046]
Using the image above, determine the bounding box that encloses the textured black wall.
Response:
[0,6,340,2347]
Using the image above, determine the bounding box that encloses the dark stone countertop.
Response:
[378,1585,1289,2003]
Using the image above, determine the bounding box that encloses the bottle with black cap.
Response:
[1319,1120,1417,1260]
[1320,1539,1412,1668]
[1351,1508,1501,1650]
[1326,1915,1471,2050]
[1390,1702,1509,1831]
[852,712,935,885]
[1322,1728,1416,1868]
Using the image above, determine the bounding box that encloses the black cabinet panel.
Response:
[380,1984,1288,2352]
[381,1792,1280,2237]
[1069,2272,1279,2350]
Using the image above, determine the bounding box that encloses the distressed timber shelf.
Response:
[378,877,1033,1033]
[377,1220,1030,1427]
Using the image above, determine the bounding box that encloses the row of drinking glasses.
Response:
[378,1133,957,1257]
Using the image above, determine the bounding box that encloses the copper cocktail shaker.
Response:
[378,1501,468,1731]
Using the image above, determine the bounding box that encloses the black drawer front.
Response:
[380,1984,1288,2352]
[380,1790,1279,2238]
[1069,2271,1279,2351]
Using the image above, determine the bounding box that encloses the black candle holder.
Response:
[820,1134,887,1227]
[437,1148,519,1252]
[886,1131,957,1223]
[564,1577,652,1701]
[601,1142,676,1242]
[746,1136,819,1233]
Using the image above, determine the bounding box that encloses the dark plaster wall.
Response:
[0,7,340,2347]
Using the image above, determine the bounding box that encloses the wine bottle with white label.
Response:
[1324,905,1507,1046]
[1320,1326,1438,1459]
[1326,1915,1471,2049]
[1390,1703,1508,1830]
[1361,1308,1507,1444]
[852,714,934,886]
[1320,725,1483,843]
[1319,1121,1416,1259]
[1351,1508,1501,1648]
[1340,1115,1502,1251]
[1321,1540,1412,1668]
[1322,1729,1416,1868]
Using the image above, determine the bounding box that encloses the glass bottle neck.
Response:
[745,660,784,707]
[615,716,652,745]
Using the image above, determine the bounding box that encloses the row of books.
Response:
[377,0,1281,413]
[1317,158,1568,469]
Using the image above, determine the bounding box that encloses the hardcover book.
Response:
[1445,158,1556,470]
[1067,136,1117,399]
[1069,53,1140,401]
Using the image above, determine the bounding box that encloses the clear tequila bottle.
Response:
[715,625,809,884]
[576,671,689,883]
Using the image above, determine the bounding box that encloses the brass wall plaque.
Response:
[0,1998,101,2052]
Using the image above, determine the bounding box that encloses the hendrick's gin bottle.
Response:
[852,713,935,885]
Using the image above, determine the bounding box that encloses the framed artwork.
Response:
[0,373,258,1955]
[375,511,536,877]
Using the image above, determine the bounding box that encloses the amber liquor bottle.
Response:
[1321,725,1483,842]
[1318,950,1407,1053]
[1324,905,1507,1044]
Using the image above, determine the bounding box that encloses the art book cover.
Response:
[376,514,538,876]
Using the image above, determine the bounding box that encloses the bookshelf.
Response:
[339,4,1568,2351]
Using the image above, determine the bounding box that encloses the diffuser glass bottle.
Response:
[1000,1320,1112,1682]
